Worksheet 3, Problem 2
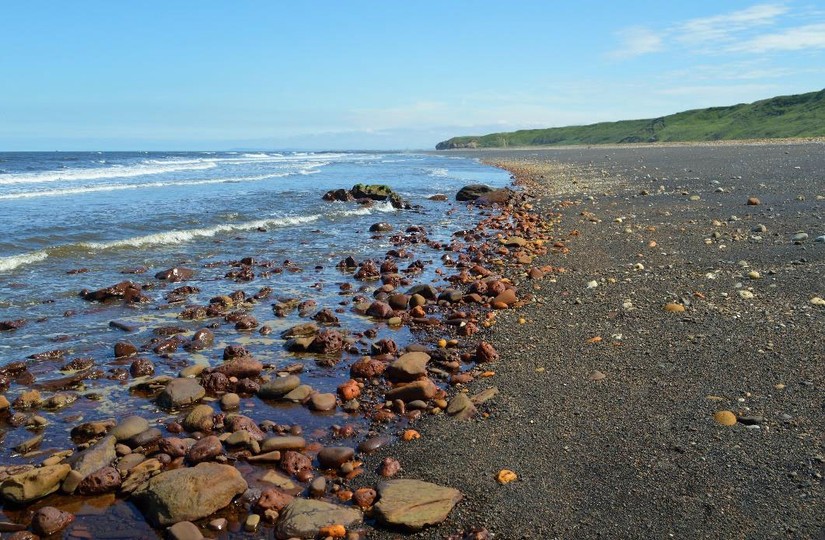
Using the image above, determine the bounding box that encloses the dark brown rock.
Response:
[256,488,294,512]
[476,342,499,363]
[280,450,312,478]
[114,341,138,358]
[187,435,223,463]
[130,358,155,378]
[77,466,121,495]
[155,267,195,282]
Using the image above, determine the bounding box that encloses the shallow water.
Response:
[0,150,510,536]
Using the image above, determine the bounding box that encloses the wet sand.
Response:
[361,142,825,539]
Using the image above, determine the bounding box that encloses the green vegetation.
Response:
[435,89,825,149]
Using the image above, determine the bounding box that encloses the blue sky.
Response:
[1,1,823,150]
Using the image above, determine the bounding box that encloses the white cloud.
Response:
[677,3,788,45]
[610,26,664,58]
[730,22,825,52]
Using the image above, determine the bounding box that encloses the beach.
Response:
[361,142,825,539]
[0,143,822,539]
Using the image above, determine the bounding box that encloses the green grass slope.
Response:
[436,89,825,149]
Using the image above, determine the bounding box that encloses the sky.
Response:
[1,1,824,151]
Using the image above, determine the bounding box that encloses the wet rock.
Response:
[31,506,75,536]
[257,488,294,511]
[115,341,138,358]
[44,391,78,410]
[213,356,263,379]
[354,487,377,509]
[183,404,215,433]
[312,308,339,325]
[374,479,462,531]
[275,498,362,539]
[234,315,258,331]
[158,378,206,409]
[200,372,231,393]
[0,319,26,331]
[126,427,163,448]
[185,329,215,352]
[220,393,241,410]
[367,300,394,319]
[283,385,314,402]
[83,280,149,303]
[261,436,306,452]
[132,462,247,526]
[386,378,437,402]
[130,358,155,378]
[350,357,387,379]
[309,392,337,411]
[456,184,493,201]
[155,267,195,282]
[358,435,392,454]
[111,416,150,441]
[308,329,344,355]
[158,438,188,458]
[317,447,354,469]
[337,379,361,401]
[167,521,204,540]
[369,222,393,232]
[258,375,301,399]
[0,464,70,503]
[13,389,42,409]
[225,415,265,441]
[746,197,761,205]
[187,435,223,463]
[387,352,430,382]
[77,466,121,495]
[71,435,116,477]
[70,419,116,442]
[280,450,312,478]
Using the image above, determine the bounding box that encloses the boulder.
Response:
[157,378,206,409]
[275,499,362,539]
[0,464,71,503]
[82,281,149,303]
[374,479,462,531]
[386,352,430,382]
[258,375,301,399]
[131,462,247,526]
[455,184,492,201]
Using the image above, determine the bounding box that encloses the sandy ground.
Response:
[359,142,825,539]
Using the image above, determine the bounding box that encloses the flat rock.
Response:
[386,352,430,382]
[386,378,437,403]
[374,479,462,531]
[275,498,362,539]
[157,378,205,409]
[0,464,71,503]
[71,435,116,478]
[132,462,247,526]
[261,436,306,452]
[258,375,301,399]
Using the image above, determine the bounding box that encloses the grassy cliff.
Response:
[436,89,825,149]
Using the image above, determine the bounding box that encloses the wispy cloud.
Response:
[676,3,788,46]
[730,22,825,52]
[610,26,663,59]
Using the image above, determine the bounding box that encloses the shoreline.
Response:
[361,142,824,538]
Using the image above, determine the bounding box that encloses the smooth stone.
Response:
[220,393,240,410]
[247,450,282,463]
[308,393,337,411]
[244,513,261,532]
[0,464,71,503]
[260,470,300,493]
[357,435,392,454]
[167,521,204,540]
[182,404,215,433]
[187,435,223,463]
[258,375,301,399]
[283,384,314,402]
[261,436,306,452]
[714,410,737,426]
[374,479,462,531]
[492,288,517,306]
[386,378,437,403]
[71,435,116,478]
[310,476,326,497]
[132,462,248,526]
[275,499,362,539]
[387,352,430,383]
[317,446,354,469]
[157,378,206,409]
[792,232,808,242]
[126,427,163,448]
[446,393,476,420]
[60,470,84,494]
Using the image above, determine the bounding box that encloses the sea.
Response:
[0,151,509,471]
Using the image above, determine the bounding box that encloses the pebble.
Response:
[167,521,203,540]
[792,232,808,242]
[713,411,737,426]
[589,370,607,381]
[810,297,825,306]
[747,271,761,279]
[220,393,240,410]
[244,514,261,532]
[738,290,755,299]
[663,303,685,312]
[308,392,337,411]
[815,235,825,243]
[586,280,599,289]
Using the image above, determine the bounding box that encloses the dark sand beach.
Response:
[362,142,824,539]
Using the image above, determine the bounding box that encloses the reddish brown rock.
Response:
[367,301,394,319]
[308,329,344,355]
[257,488,294,512]
[476,342,499,363]
[31,506,75,536]
[353,487,377,509]
[317,446,355,469]
[350,357,386,379]
[82,281,149,303]
[155,267,194,282]
[77,466,121,495]
[130,358,155,378]
[158,437,188,458]
[379,457,402,478]
[213,356,263,379]
[114,341,138,358]
[225,415,266,441]
[337,379,361,401]
[187,435,223,463]
[280,450,312,478]
[386,378,437,402]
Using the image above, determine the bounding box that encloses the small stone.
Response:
[261,436,306,452]
[220,393,240,410]
[244,513,261,532]
[318,447,355,469]
[208,518,227,531]
[310,476,327,497]
[586,280,599,289]
[747,271,761,280]
[258,375,301,399]
[157,378,205,409]
[309,392,337,411]
[792,232,809,242]
[589,370,607,381]
[738,290,755,299]
[167,521,204,540]
[713,410,737,426]
[810,297,825,306]
[187,435,223,463]
[663,303,685,313]
[31,506,75,536]
[746,197,761,205]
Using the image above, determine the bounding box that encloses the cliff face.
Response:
[435,89,825,149]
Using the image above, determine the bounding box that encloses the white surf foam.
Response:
[0,173,290,200]
[0,161,218,185]
[0,251,49,272]
[79,215,320,250]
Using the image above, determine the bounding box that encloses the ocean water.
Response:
[0,151,509,462]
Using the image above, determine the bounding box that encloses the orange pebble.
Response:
[496,469,518,484]
[319,524,347,538]
[402,429,421,441]
[586,336,602,344]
